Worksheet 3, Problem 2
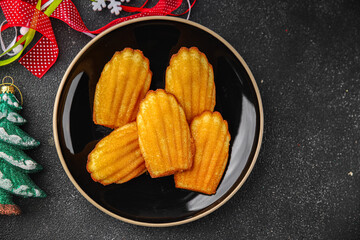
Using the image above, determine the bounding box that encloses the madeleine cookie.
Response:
[87,122,146,185]
[136,89,194,178]
[93,48,152,129]
[165,47,215,122]
[175,111,230,195]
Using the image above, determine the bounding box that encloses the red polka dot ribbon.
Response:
[0,0,195,78]
[1,0,58,77]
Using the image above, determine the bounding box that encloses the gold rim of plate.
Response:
[52,16,264,227]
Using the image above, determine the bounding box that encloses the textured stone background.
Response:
[1,0,359,239]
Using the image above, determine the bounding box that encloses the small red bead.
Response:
[16,35,25,45]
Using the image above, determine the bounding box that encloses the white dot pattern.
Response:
[19,36,58,78]
[21,0,38,6]
[51,0,88,32]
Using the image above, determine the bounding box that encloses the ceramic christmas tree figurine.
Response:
[0,77,46,215]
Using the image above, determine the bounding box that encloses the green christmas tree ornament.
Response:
[0,76,46,215]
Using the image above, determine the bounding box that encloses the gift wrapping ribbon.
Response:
[0,0,196,78]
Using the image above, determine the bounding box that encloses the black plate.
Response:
[53,17,263,227]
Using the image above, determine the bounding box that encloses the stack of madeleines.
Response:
[87,47,231,195]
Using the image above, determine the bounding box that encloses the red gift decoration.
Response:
[0,0,196,78]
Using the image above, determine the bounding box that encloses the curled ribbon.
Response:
[0,0,196,78]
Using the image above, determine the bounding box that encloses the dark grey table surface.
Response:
[1,0,359,239]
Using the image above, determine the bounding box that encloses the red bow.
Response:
[0,0,195,78]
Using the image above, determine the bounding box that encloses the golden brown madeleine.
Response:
[93,48,152,129]
[165,47,215,122]
[175,111,231,195]
[137,89,194,178]
[87,122,146,185]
